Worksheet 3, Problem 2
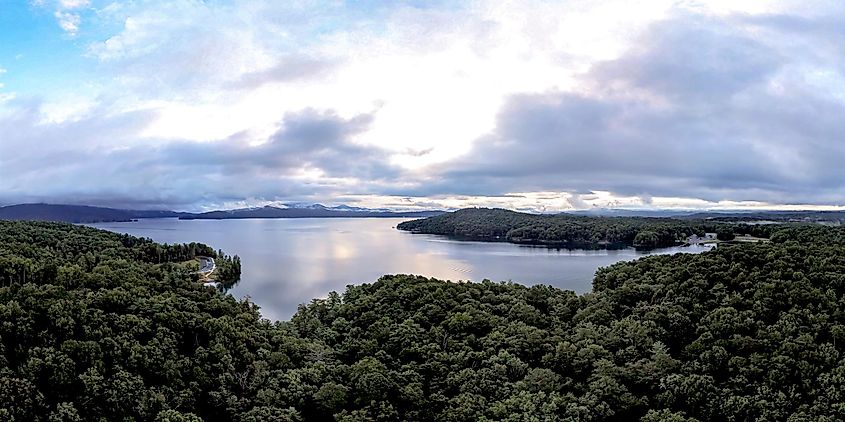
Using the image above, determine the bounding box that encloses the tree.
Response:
[633,230,660,249]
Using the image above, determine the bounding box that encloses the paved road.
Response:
[197,256,215,273]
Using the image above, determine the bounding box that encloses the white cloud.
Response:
[59,0,90,9]
[54,11,81,35]
[37,0,92,35]
[82,0,683,164]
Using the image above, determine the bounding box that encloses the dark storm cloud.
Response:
[0,107,398,209]
[420,13,845,205]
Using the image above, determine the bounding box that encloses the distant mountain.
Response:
[0,203,444,223]
[282,202,331,210]
[566,208,696,218]
[566,208,845,223]
[678,210,845,223]
[282,203,393,212]
[0,203,187,223]
[179,205,443,220]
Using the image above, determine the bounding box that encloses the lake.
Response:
[91,218,712,320]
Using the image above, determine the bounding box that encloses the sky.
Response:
[2,0,845,212]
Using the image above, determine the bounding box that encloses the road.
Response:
[197,256,215,274]
[197,257,220,289]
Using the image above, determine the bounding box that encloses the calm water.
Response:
[90,218,711,320]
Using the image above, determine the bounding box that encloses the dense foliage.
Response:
[291,240,845,421]
[397,208,778,249]
[0,222,250,421]
[213,249,242,289]
[2,220,845,421]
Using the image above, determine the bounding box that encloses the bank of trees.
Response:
[2,220,845,420]
[214,249,242,289]
[397,208,780,249]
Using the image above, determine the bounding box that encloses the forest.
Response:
[397,208,782,249]
[1,220,845,420]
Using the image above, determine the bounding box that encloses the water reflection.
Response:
[91,218,711,320]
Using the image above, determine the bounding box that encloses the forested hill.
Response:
[397,208,764,249]
[0,203,188,223]
[682,210,845,223]
[3,221,845,420]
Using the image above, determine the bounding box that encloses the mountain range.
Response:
[0,203,443,223]
[3,203,843,224]
[568,208,845,222]
[179,205,443,220]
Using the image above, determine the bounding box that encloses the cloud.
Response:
[54,11,82,35]
[8,1,845,210]
[403,147,434,157]
[59,0,89,8]
[0,103,399,209]
[36,0,92,36]
[86,2,248,89]
[155,108,396,182]
[417,12,845,205]
[78,0,687,159]
[231,56,342,89]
